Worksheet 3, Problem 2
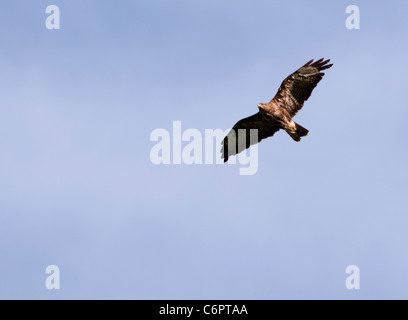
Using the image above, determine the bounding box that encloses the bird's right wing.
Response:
[271,58,333,117]
[221,112,280,162]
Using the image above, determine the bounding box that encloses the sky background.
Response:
[1,0,408,299]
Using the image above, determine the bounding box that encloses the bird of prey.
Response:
[221,58,333,162]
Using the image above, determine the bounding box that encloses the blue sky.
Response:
[1,0,408,299]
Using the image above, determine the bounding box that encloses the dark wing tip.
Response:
[311,58,333,70]
[302,59,314,67]
[320,63,333,71]
[311,58,324,67]
[221,149,228,162]
[220,139,227,162]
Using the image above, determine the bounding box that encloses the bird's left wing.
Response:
[271,58,333,117]
[221,112,280,162]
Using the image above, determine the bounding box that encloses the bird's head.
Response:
[258,103,266,109]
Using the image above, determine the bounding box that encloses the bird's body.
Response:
[258,101,296,135]
[221,58,333,162]
[257,98,309,142]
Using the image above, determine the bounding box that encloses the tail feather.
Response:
[287,122,309,142]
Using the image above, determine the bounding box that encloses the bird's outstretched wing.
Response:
[221,112,280,162]
[271,58,333,117]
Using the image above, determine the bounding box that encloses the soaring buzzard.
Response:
[221,58,333,162]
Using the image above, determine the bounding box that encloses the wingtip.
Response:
[309,58,333,70]
[320,63,333,71]
[303,59,314,67]
[220,142,228,162]
[311,58,324,66]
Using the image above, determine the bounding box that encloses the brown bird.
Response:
[221,58,333,162]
